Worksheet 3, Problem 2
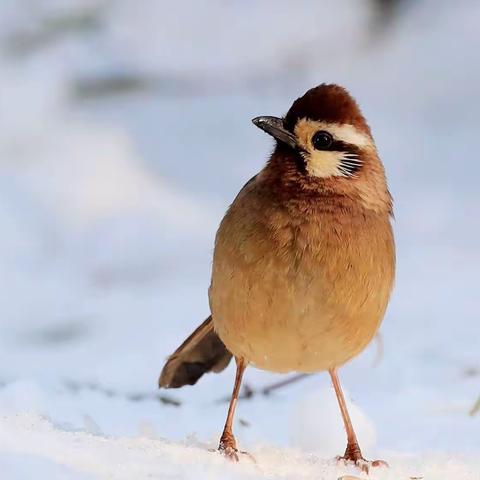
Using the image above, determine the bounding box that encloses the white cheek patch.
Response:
[294,118,372,178]
[304,151,348,178]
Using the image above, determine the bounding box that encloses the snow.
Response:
[0,413,478,480]
[0,0,479,478]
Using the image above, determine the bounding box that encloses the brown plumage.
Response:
[159,84,395,472]
[159,316,231,388]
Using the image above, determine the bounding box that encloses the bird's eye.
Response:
[312,131,333,150]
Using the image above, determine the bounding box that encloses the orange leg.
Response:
[218,357,247,461]
[329,368,388,473]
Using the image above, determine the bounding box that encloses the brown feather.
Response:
[209,86,395,373]
[159,316,232,388]
[284,84,371,135]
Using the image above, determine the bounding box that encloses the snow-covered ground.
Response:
[0,0,479,478]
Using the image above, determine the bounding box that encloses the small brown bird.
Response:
[159,84,395,472]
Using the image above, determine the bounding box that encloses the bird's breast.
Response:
[209,195,395,373]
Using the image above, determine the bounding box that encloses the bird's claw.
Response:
[336,455,389,474]
[216,435,255,463]
[219,444,240,462]
[217,430,239,461]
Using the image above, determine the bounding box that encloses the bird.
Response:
[159,84,395,472]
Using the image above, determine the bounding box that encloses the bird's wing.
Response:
[159,316,232,388]
[159,177,259,389]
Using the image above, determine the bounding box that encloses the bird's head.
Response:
[253,84,392,213]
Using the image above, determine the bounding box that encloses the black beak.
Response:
[252,116,297,149]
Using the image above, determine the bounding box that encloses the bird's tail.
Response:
[159,316,232,388]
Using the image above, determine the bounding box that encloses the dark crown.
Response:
[284,84,371,135]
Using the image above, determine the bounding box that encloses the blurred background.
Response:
[0,0,478,467]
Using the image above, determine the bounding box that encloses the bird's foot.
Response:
[336,443,388,474]
[218,431,240,462]
[217,431,254,463]
[219,444,240,462]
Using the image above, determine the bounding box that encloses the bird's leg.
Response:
[329,368,388,473]
[329,368,362,459]
[218,357,246,461]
